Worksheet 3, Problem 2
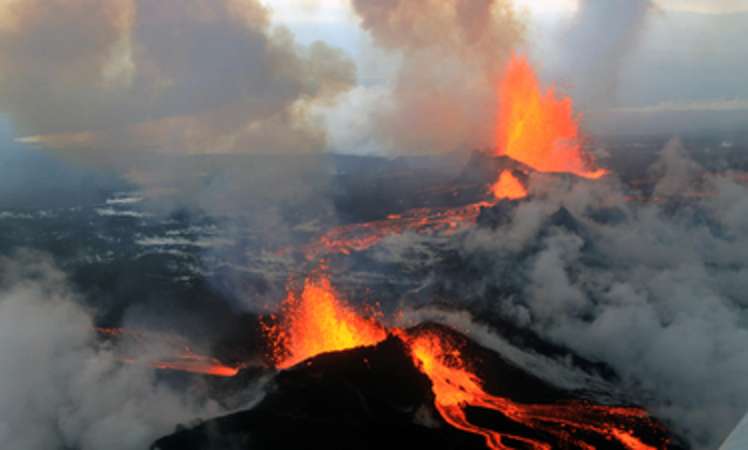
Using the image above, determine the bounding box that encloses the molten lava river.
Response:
[262,275,670,450]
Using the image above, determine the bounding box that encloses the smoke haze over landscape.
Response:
[0,1,746,449]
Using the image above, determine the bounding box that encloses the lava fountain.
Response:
[263,276,387,369]
[262,274,669,449]
[496,54,606,180]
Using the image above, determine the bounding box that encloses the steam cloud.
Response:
[0,252,226,450]
[350,0,524,153]
[404,144,746,449]
[0,0,354,161]
[555,0,653,111]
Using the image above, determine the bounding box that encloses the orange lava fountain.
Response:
[496,54,606,180]
[490,170,528,200]
[262,277,669,449]
[402,329,663,450]
[264,276,387,369]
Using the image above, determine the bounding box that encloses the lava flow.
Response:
[263,276,387,369]
[264,276,669,449]
[299,56,613,260]
[96,327,239,377]
[303,202,490,260]
[402,329,664,450]
[495,54,606,180]
[490,170,528,200]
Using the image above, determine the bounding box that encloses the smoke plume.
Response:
[435,145,747,449]
[555,0,653,111]
[0,252,227,450]
[350,0,525,154]
[0,0,354,161]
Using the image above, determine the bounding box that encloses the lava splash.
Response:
[263,276,387,369]
[496,54,606,180]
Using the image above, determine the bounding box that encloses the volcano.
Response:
[152,323,681,450]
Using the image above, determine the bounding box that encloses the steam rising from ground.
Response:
[426,142,746,449]
[0,252,225,450]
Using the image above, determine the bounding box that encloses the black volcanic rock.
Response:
[458,151,533,186]
[152,335,487,450]
[476,199,520,229]
[153,325,685,450]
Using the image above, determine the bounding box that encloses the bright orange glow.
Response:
[302,202,490,260]
[97,327,240,377]
[490,170,528,200]
[401,329,661,450]
[496,54,606,180]
[264,277,387,369]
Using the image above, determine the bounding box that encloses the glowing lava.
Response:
[490,170,528,200]
[496,54,606,180]
[262,278,669,448]
[303,203,489,260]
[264,276,387,369]
[96,327,239,377]
[402,329,663,450]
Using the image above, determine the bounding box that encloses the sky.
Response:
[0,0,746,158]
[261,0,748,139]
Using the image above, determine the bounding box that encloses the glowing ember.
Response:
[401,329,664,450]
[496,54,606,180]
[490,170,528,200]
[96,327,239,377]
[264,277,387,369]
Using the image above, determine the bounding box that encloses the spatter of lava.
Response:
[264,276,670,450]
[262,276,387,369]
[495,54,606,181]
[299,55,611,257]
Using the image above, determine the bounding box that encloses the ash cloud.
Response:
[349,0,525,154]
[0,0,354,161]
[0,252,226,450]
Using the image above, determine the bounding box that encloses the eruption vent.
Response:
[264,276,387,369]
[490,170,528,200]
[496,55,606,180]
[262,277,670,449]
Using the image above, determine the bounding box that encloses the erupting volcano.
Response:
[263,276,387,369]
[255,275,674,450]
[495,54,606,180]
